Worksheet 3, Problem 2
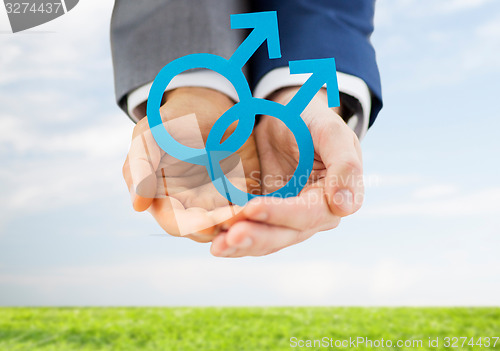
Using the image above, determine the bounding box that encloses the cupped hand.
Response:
[211,87,364,256]
[123,87,260,242]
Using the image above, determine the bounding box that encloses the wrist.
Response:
[160,87,234,121]
[268,86,342,116]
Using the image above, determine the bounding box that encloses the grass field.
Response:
[0,308,499,350]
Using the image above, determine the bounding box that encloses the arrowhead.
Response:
[289,58,340,108]
[230,11,281,59]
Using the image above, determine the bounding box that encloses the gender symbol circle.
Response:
[147,53,314,207]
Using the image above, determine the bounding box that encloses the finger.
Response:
[210,232,232,256]
[211,221,312,257]
[124,156,159,212]
[209,205,245,231]
[127,123,162,211]
[242,188,340,232]
[122,156,133,199]
[314,114,364,216]
[183,231,217,244]
[149,197,218,239]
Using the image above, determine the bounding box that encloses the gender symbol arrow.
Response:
[146,10,341,208]
[229,11,282,67]
[286,58,341,113]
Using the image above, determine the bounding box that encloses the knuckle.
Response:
[338,153,363,174]
[321,217,341,231]
[329,112,352,130]
[325,118,344,134]
[311,210,328,229]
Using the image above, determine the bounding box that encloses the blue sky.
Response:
[0,0,499,306]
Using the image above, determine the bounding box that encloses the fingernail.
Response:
[220,247,236,257]
[235,237,252,249]
[334,189,354,213]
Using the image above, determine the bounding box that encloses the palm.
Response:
[254,96,328,197]
[208,88,363,257]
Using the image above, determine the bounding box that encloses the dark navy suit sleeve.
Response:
[251,0,382,126]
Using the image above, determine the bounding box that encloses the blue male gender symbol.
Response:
[147,11,340,206]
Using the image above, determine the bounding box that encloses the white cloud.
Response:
[435,0,493,14]
[0,110,131,211]
[0,0,132,214]
[1,1,499,308]
[1,255,499,306]
[364,187,500,217]
[0,1,113,85]
[412,184,458,199]
[0,258,349,304]
[375,0,494,23]
[0,115,130,157]
[364,173,424,188]
[374,0,500,92]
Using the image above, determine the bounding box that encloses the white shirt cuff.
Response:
[126,67,371,141]
[254,67,371,140]
[127,70,239,122]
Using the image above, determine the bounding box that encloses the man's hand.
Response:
[210,87,364,257]
[122,87,260,243]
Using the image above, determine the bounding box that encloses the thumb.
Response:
[314,115,364,217]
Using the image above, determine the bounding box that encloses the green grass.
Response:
[0,308,499,350]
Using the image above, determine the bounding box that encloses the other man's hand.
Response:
[211,87,364,256]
